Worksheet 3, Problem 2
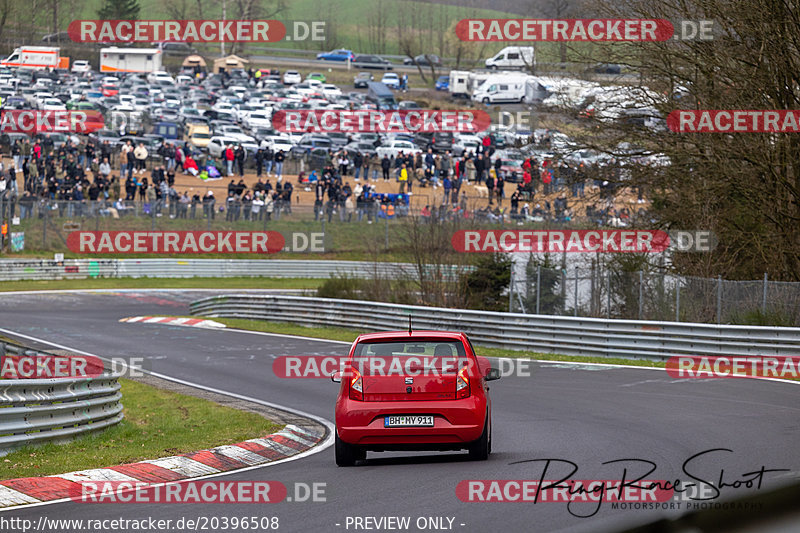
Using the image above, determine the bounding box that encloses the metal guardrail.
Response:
[0,259,428,282]
[0,342,123,455]
[190,295,800,361]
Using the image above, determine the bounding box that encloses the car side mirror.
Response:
[331,371,342,383]
[485,368,501,381]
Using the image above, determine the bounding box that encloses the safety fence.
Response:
[189,294,800,362]
[0,342,123,456]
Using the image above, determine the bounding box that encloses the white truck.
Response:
[448,70,470,98]
[1,47,67,70]
[471,73,530,104]
[485,46,535,71]
[100,47,162,74]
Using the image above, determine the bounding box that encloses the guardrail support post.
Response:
[675,278,680,322]
[606,273,611,319]
[573,268,578,317]
[762,272,768,314]
[535,265,541,315]
[638,270,644,320]
[509,268,514,312]
[717,275,723,324]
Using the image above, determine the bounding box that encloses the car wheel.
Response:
[335,431,364,466]
[482,97,490,104]
[468,416,490,461]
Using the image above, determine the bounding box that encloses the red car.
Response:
[332,330,500,466]
[101,84,119,97]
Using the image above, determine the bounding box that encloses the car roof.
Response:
[354,330,466,343]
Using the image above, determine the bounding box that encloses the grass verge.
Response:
[213,318,666,369]
[2,379,282,479]
[0,277,323,293]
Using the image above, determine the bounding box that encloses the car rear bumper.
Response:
[336,396,486,448]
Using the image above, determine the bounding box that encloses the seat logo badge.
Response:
[405,377,414,384]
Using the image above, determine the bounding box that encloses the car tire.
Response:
[468,416,490,461]
[482,97,490,104]
[335,431,364,467]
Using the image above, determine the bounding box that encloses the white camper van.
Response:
[449,70,470,98]
[471,73,529,104]
[100,47,162,74]
[485,46,535,70]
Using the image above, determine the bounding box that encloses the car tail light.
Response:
[349,366,363,401]
[456,365,470,399]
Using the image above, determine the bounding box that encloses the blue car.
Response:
[435,76,449,91]
[316,49,355,62]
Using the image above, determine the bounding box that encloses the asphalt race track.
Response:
[0,290,798,533]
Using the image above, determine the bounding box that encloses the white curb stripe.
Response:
[211,445,271,466]
[141,456,221,478]
[59,469,140,484]
[248,438,297,456]
[0,485,41,505]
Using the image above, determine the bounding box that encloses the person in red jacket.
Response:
[224,146,235,177]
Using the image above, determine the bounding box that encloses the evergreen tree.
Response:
[98,0,141,20]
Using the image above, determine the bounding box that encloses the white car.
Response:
[146,71,175,85]
[234,103,262,123]
[283,70,302,85]
[243,111,273,131]
[40,98,66,111]
[207,136,258,158]
[293,83,319,97]
[260,135,293,152]
[320,84,342,98]
[375,139,422,158]
[101,76,120,84]
[210,101,236,118]
[381,73,401,89]
[72,60,91,74]
[176,75,194,85]
[216,124,258,144]
[228,85,249,98]
[118,94,136,106]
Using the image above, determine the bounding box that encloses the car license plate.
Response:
[384,415,434,427]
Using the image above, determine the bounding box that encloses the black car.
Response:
[159,42,198,55]
[353,55,393,70]
[403,54,441,67]
[415,131,454,153]
[353,72,373,89]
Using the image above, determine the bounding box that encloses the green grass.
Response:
[214,317,666,368]
[1,379,282,479]
[0,276,322,292]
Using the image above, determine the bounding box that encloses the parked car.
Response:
[435,75,449,91]
[354,72,373,89]
[376,139,422,158]
[283,70,302,85]
[316,49,355,62]
[72,60,91,74]
[306,72,327,83]
[381,73,401,90]
[332,330,499,466]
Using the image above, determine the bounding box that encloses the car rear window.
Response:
[352,340,467,375]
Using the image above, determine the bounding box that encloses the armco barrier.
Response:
[0,259,445,281]
[0,342,123,456]
[189,295,800,361]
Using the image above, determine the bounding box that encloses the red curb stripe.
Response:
[183,318,204,326]
[181,450,249,472]
[156,317,175,323]
[237,441,287,461]
[271,435,306,452]
[0,477,81,500]
[288,429,322,443]
[109,463,186,483]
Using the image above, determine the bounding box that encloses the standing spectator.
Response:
[442,174,451,205]
[381,154,391,181]
[398,163,408,194]
[263,146,274,176]
[224,145,235,176]
[203,190,215,219]
[134,143,148,174]
[235,145,245,177]
[353,151,363,180]
[274,150,285,181]
[255,148,264,177]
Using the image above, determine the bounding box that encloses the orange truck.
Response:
[0,47,69,69]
